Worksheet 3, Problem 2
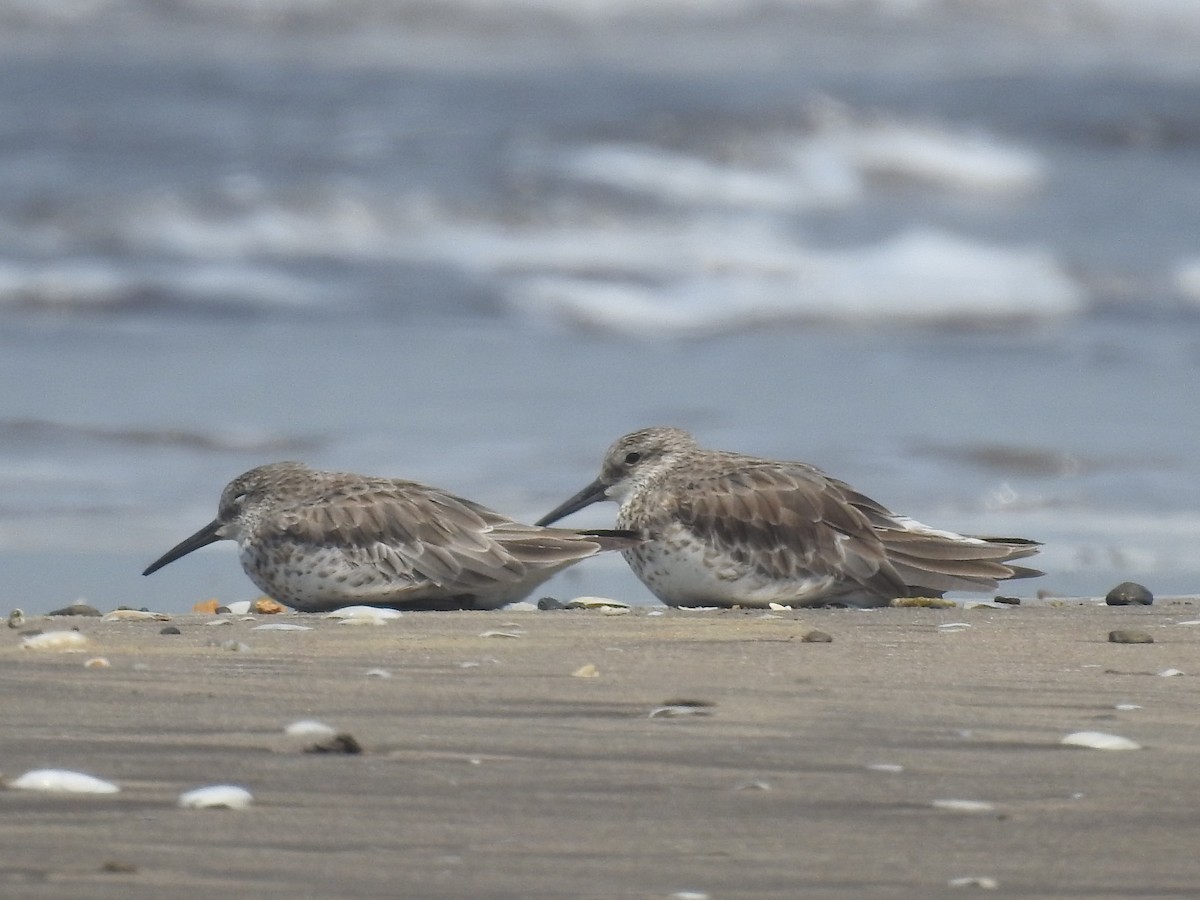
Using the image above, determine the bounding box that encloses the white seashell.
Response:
[1158,668,1185,677]
[867,763,905,773]
[1115,703,1143,711]
[669,892,711,900]
[962,600,1008,609]
[10,769,119,794]
[178,785,253,810]
[84,657,111,668]
[931,799,996,813]
[937,622,972,631]
[224,601,252,615]
[459,661,481,668]
[733,778,772,791]
[324,606,402,620]
[284,720,336,737]
[503,601,539,612]
[479,630,522,638]
[675,606,718,612]
[948,876,999,889]
[646,609,665,617]
[204,618,233,626]
[1174,619,1200,626]
[565,596,630,609]
[251,623,312,631]
[21,630,89,652]
[365,668,393,678]
[1061,731,1141,750]
[767,602,793,611]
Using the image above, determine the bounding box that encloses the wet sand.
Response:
[3,601,1199,899]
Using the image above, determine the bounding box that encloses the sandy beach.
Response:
[3,600,1199,899]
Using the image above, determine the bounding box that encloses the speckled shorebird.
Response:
[143,461,641,611]
[536,427,1041,608]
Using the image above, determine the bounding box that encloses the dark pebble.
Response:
[101,859,138,874]
[160,626,182,635]
[1106,582,1153,606]
[1108,629,1154,644]
[537,597,566,610]
[993,596,1022,605]
[304,732,364,754]
[802,630,834,643]
[46,603,102,617]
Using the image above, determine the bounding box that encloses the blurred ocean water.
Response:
[2,0,1199,611]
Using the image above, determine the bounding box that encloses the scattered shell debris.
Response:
[21,630,89,652]
[571,664,600,678]
[733,778,772,791]
[892,597,957,608]
[285,720,337,737]
[251,623,312,632]
[83,657,110,668]
[1061,731,1141,751]
[9,769,119,794]
[931,798,996,814]
[178,785,253,810]
[948,876,999,889]
[565,596,630,610]
[937,622,972,632]
[649,700,714,719]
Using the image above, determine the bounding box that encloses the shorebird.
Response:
[143,461,641,611]
[536,427,1041,608]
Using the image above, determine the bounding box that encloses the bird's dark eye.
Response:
[624,451,642,465]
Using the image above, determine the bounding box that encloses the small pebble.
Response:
[47,603,102,617]
[1108,629,1153,644]
[100,860,138,874]
[1105,581,1153,606]
[251,598,284,614]
[948,876,999,889]
[993,596,1021,605]
[537,597,566,610]
[1061,731,1141,750]
[304,733,363,754]
[160,626,182,635]
[931,798,996,814]
[10,769,119,794]
[572,663,600,678]
[802,630,833,643]
[178,785,253,810]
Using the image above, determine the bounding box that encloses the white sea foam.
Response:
[503,227,1083,334]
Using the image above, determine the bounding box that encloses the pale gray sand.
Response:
[3,602,1199,898]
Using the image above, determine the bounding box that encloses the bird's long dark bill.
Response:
[534,478,609,526]
[141,519,223,576]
